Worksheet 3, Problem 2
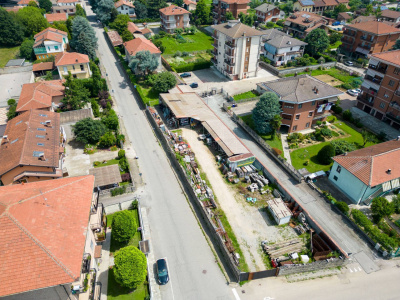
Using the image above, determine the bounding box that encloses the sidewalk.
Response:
[281,134,292,165]
[98,230,111,300]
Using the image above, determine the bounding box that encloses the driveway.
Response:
[0,71,33,106]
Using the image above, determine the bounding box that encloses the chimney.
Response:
[387,169,392,174]
[39,153,46,161]
[75,59,78,63]
[397,136,400,141]
[45,120,52,126]
[344,152,347,156]
[2,135,9,143]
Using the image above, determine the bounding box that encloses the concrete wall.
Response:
[278,257,347,275]
[259,61,337,76]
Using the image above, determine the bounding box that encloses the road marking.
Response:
[165,258,175,300]
[358,267,362,272]
[232,288,241,300]
[349,268,353,272]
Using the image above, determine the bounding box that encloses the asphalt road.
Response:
[84,5,233,300]
[206,94,380,274]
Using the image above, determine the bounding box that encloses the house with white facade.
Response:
[56,0,80,6]
[255,3,285,23]
[212,20,265,80]
[328,138,400,204]
[159,5,190,33]
[123,38,162,73]
[262,29,307,66]
[33,27,69,60]
[114,0,136,19]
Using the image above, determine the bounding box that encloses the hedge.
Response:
[170,60,212,73]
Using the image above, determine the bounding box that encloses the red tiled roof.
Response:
[57,0,78,3]
[114,0,134,9]
[221,0,250,4]
[287,11,326,26]
[17,80,65,112]
[141,28,153,35]
[159,4,190,16]
[0,110,61,178]
[0,175,95,297]
[127,22,142,34]
[45,13,68,23]
[338,12,351,20]
[345,20,400,35]
[369,50,400,67]
[18,0,37,4]
[333,139,400,186]
[32,61,55,72]
[123,38,161,56]
[55,52,90,66]
[33,27,68,48]
[5,6,23,12]
[184,0,197,5]
[381,9,400,19]
[107,30,124,47]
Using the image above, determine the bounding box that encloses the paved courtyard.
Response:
[0,71,33,106]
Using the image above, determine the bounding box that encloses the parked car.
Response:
[178,83,187,85]
[332,21,340,26]
[344,61,354,66]
[180,72,191,78]
[190,82,198,88]
[347,89,360,96]
[156,258,169,285]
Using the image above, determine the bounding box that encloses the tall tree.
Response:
[113,246,147,289]
[304,28,330,55]
[75,4,86,17]
[95,0,115,24]
[371,197,394,223]
[143,0,168,19]
[135,1,148,19]
[154,72,177,93]
[225,11,235,21]
[128,50,159,75]
[109,14,131,35]
[28,0,38,7]
[19,39,35,60]
[174,0,183,7]
[17,6,49,36]
[51,21,71,40]
[270,114,282,138]
[73,118,107,144]
[0,8,24,46]
[193,0,210,25]
[361,130,377,147]
[71,16,98,60]
[62,73,91,110]
[252,92,281,134]
[38,0,52,13]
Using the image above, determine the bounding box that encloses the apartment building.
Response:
[212,0,250,24]
[262,29,307,66]
[255,3,284,23]
[55,52,92,79]
[33,27,69,60]
[357,50,400,130]
[313,0,349,15]
[340,21,400,58]
[0,110,66,185]
[159,5,190,33]
[283,11,328,39]
[256,75,343,133]
[114,0,136,19]
[212,20,265,80]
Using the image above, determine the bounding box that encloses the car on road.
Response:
[344,61,354,66]
[156,258,169,285]
[190,82,198,88]
[347,89,360,96]
[180,72,191,78]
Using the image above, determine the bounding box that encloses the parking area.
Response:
[0,71,33,106]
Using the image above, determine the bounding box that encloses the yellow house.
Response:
[293,0,314,12]
[55,52,92,79]
[33,27,69,60]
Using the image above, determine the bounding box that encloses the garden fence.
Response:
[259,61,337,77]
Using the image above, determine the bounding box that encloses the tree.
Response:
[135,1,148,19]
[109,14,131,35]
[102,109,119,130]
[75,4,86,17]
[252,92,281,134]
[329,32,342,45]
[98,131,117,148]
[175,28,183,35]
[153,72,177,93]
[7,100,17,120]
[113,246,147,289]
[17,6,49,36]
[335,201,349,215]
[141,0,168,19]
[0,8,25,46]
[44,71,53,80]
[317,144,335,165]
[371,197,394,223]
[393,39,400,50]
[193,0,210,25]
[89,61,103,97]
[95,0,115,24]
[364,4,373,16]
[305,28,329,55]
[28,0,38,7]
[128,50,159,75]
[153,40,165,53]
[279,1,293,15]
[270,114,282,138]
[361,129,377,147]
[71,16,98,60]
[62,73,91,110]
[331,140,356,155]
[174,0,183,6]
[19,39,35,60]
[51,21,71,40]
[392,194,400,214]
[73,118,107,144]
[121,30,133,42]
[225,11,235,20]
[111,210,137,243]
[374,6,382,18]
[38,0,52,12]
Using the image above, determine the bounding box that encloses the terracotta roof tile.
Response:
[184,0,197,5]
[107,30,124,47]
[345,20,400,35]
[141,28,153,35]
[159,4,190,16]
[0,175,95,297]
[221,0,250,4]
[338,12,352,20]
[33,27,68,48]
[5,6,24,12]
[123,38,161,56]
[32,62,55,72]
[370,50,400,67]
[18,0,37,4]
[114,0,134,8]
[333,139,400,186]
[0,110,61,178]
[17,80,65,112]
[381,9,400,19]
[45,13,68,23]
[57,0,78,3]
[55,52,90,66]
[287,11,327,27]
[127,22,142,34]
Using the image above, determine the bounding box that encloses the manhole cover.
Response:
[202,270,207,274]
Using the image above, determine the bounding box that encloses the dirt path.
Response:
[181,128,296,272]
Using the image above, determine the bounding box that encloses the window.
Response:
[54,46,58,50]
[90,240,94,250]
[295,114,300,120]
[389,80,395,87]
[39,114,47,117]
[333,175,338,181]
[282,114,292,120]
[298,104,302,109]
[72,65,75,70]
[305,122,310,128]
[37,128,46,131]
[292,125,297,131]
[311,101,316,105]
[384,93,389,98]
[380,102,385,109]
[16,121,22,125]
[337,166,341,173]
[33,151,44,157]
[73,74,77,78]
[37,143,44,146]
[245,57,248,61]
[394,67,400,75]
[63,66,68,73]
[80,64,84,71]
[48,46,50,51]
[284,104,294,108]
[308,111,313,117]
[11,138,18,144]
[36,135,45,138]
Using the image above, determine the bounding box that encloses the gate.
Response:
[239,268,278,281]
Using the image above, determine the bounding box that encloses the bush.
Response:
[111,210,137,242]
[317,144,335,165]
[90,99,100,117]
[102,109,119,130]
[331,140,356,155]
[352,209,373,228]
[173,50,182,57]
[342,110,352,121]
[316,120,322,126]
[332,105,343,114]
[377,131,386,141]
[113,246,147,289]
[171,60,212,73]
[118,149,126,159]
[93,161,101,166]
[116,134,125,145]
[7,99,16,106]
[335,201,349,215]
[111,186,126,196]
[371,197,394,223]
[272,147,282,156]
[119,156,129,172]
[98,132,116,148]
[321,128,333,137]
[73,118,107,145]
[153,72,177,93]
[327,115,336,123]
[341,83,353,90]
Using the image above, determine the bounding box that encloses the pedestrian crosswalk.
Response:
[347,265,364,273]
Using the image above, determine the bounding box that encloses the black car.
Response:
[190,82,198,88]
[156,258,169,285]
[180,72,191,78]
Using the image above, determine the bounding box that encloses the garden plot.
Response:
[181,128,297,271]
[314,74,343,87]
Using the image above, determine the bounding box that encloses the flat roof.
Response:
[267,198,292,220]
[89,164,122,187]
[160,92,251,158]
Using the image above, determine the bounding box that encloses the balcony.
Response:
[211,57,217,65]
[90,201,107,243]
[357,94,374,106]
[225,68,233,74]
[343,30,355,36]
[224,59,234,66]
[224,50,234,58]
[395,90,400,97]
[82,253,91,274]
[390,101,400,111]
[341,38,353,45]
[386,112,400,123]
[224,40,236,49]
[213,41,218,48]
[364,74,382,85]
[368,63,387,74]
[358,43,371,50]
[34,47,47,54]
[72,268,100,300]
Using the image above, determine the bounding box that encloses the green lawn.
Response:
[290,120,378,173]
[94,158,119,168]
[233,91,258,101]
[240,114,284,156]
[107,269,149,300]
[156,31,213,55]
[0,46,20,68]
[137,83,159,106]
[285,67,359,84]
[328,41,342,50]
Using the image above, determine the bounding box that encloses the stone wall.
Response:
[259,61,337,77]
[278,258,347,276]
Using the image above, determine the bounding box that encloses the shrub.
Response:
[377,131,387,141]
[332,105,343,114]
[93,161,101,166]
[317,144,335,165]
[118,149,126,159]
[121,173,131,182]
[90,98,100,117]
[7,99,16,106]
[272,147,282,156]
[342,110,352,121]
[119,156,129,172]
[331,140,356,155]
[113,246,147,289]
[111,210,137,242]
[7,104,17,120]
[327,115,336,123]
[98,132,116,148]
[335,201,349,215]
[73,118,107,145]
[182,51,189,56]
[371,197,394,223]
[171,60,212,73]
[316,120,322,126]
[173,50,182,57]
[111,186,126,196]
[352,209,373,228]
[102,109,119,130]
[341,83,352,90]
[321,128,333,137]
[153,72,177,93]
[116,134,125,145]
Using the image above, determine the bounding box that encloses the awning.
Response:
[391,178,400,189]
[355,47,370,56]
[382,181,392,192]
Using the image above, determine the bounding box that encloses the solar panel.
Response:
[301,0,315,6]
[302,14,310,18]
